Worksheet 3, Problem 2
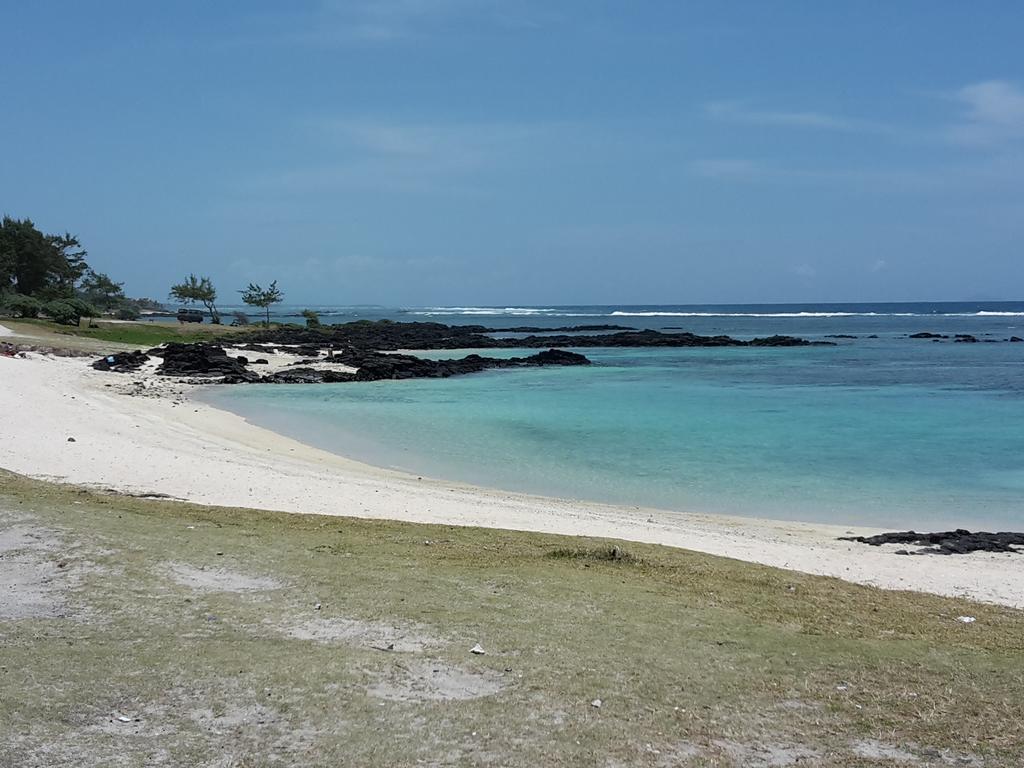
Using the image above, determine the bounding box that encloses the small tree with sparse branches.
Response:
[239,280,283,326]
[169,274,221,324]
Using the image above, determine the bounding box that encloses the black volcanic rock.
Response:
[909,332,948,339]
[954,334,979,343]
[261,368,356,384]
[123,340,592,385]
[748,335,825,347]
[220,370,263,384]
[92,350,149,372]
[498,324,635,332]
[227,320,831,351]
[839,529,1024,555]
[1010,336,1023,343]
[350,349,591,382]
[157,342,251,377]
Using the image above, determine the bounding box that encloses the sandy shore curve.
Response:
[1,347,1021,608]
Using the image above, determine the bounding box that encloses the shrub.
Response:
[42,297,98,325]
[301,308,321,328]
[2,294,44,318]
[117,306,141,321]
[231,311,250,326]
[65,297,99,319]
[45,300,80,325]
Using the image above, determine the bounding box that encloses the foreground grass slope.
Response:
[1,470,1022,767]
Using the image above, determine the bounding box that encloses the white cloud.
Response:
[869,259,887,273]
[947,80,1024,147]
[691,158,766,180]
[302,0,539,43]
[793,264,816,278]
[704,101,894,136]
[263,117,569,195]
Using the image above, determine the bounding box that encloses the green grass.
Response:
[0,317,253,352]
[2,469,1022,767]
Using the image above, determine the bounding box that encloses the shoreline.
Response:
[1,344,1022,608]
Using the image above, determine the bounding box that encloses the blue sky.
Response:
[2,1,1023,305]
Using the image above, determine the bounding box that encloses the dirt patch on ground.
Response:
[282,616,444,652]
[712,740,821,766]
[163,562,283,593]
[366,659,509,703]
[852,739,984,765]
[0,516,73,620]
[852,739,923,762]
[652,741,703,765]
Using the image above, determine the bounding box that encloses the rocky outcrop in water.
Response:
[346,349,590,382]
[254,368,355,384]
[498,324,634,332]
[839,529,1024,555]
[230,322,831,351]
[104,343,592,385]
[908,332,1021,343]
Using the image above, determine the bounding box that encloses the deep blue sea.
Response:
[203,303,1024,530]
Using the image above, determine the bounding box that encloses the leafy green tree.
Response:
[2,294,43,318]
[0,216,89,298]
[239,280,284,326]
[169,274,221,324]
[79,269,125,311]
[301,308,321,328]
[45,298,98,326]
[45,300,79,326]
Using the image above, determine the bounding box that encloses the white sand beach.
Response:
[1,338,1021,608]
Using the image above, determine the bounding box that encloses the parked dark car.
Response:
[176,308,205,324]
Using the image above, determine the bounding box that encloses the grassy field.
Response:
[2,469,1022,767]
[0,318,251,352]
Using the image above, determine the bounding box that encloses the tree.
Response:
[1,294,43,318]
[169,274,221,324]
[0,216,89,298]
[301,308,321,328]
[239,280,284,326]
[79,269,125,312]
[45,297,98,326]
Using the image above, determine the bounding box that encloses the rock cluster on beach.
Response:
[91,338,592,386]
[91,350,150,372]
[154,342,255,378]
[840,529,1024,555]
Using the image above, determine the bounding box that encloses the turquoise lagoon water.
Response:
[202,304,1024,530]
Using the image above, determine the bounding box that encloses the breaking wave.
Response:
[404,307,1024,319]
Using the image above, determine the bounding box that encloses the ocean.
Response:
[203,302,1024,530]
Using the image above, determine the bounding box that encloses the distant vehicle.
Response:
[176,308,204,324]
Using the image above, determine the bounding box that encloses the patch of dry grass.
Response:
[1,469,1021,767]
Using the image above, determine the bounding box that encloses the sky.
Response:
[2,1,1023,306]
